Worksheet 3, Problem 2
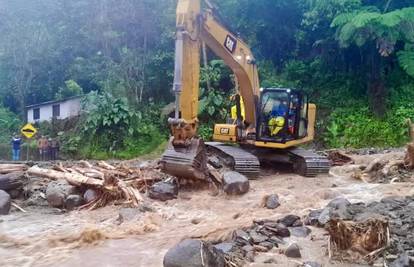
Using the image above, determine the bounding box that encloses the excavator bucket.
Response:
[160,137,208,181]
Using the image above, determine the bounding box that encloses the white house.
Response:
[26,96,83,123]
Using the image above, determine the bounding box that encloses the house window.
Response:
[33,108,40,120]
[52,104,60,117]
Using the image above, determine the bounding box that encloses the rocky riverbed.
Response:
[1,150,414,267]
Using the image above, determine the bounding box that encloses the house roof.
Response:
[25,95,84,109]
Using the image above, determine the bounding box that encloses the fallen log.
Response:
[97,161,116,170]
[28,165,104,187]
[0,164,27,174]
[382,160,405,176]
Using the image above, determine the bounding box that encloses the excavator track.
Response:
[206,142,260,177]
[288,147,331,177]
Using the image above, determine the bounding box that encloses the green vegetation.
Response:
[1,0,414,159]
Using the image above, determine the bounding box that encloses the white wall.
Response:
[27,98,81,123]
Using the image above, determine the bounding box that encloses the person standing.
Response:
[37,136,49,161]
[11,134,22,161]
[50,138,60,161]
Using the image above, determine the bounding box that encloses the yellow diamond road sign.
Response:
[21,123,37,139]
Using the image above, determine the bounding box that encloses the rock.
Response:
[8,189,22,199]
[292,219,303,227]
[233,229,251,243]
[317,207,332,226]
[163,239,225,267]
[303,261,322,267]
[265,223,290,238]
[64,195,84,210]
[278,214,301,227]
[327,197,351,209]
[83,189,98,203]
[265,194,280,209]
[304,209,322,226]
[46,180,78,208]
[285,243,301,258]
[0,190,11,215]
[242,244,254,252]
[0,172,24,191]
[390,253,411,267]
[208,156,222,169]
[249,231,268,244]
[222,171,249,195]
[149,180,178,201]
[268,236,285,246]
[289,226,311,238]
[213,242,235,254]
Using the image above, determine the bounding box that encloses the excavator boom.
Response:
[161,0,260,181]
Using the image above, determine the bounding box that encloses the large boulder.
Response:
[223,171,249,195]
[0,172,24,191]
[163,239,225,267]
[46,180,78,208]
[149,180,178,201]
[0,190,11,215]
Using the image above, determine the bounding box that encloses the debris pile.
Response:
[329,146,414,183]
[306,196,414,265]
[326,218,389,264]
[27,161,171,209]
[0,161,172,211]
[164,214,315,267]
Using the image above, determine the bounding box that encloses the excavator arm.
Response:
[169,0,259,144]
[162,0,260,180]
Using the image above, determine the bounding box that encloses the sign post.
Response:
[20,123,38,161]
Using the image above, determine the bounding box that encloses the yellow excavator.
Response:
[160,0,330,180]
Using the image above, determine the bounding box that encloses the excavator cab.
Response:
[257,88,308,144]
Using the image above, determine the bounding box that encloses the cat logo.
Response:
[220,128,230,135]
[224,35,237,53]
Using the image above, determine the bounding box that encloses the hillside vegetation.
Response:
[1,0,414,159]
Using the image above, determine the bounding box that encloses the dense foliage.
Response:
[1,0,414,158]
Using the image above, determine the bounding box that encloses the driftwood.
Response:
[0,164,27,174]
[404,143,414,169]
[327,218,389,264]
[97,161,116,170]
[327,150,354,166]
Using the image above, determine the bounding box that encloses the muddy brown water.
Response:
[1,163,413,267]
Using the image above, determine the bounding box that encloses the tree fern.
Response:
[331,12,355,27]
[398,50,414,77]
[352,11,381,28]
[338,22,357,47]
[380,10,403,27]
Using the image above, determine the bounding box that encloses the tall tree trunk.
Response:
[139,30,147,103]
[368,49,386,117]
